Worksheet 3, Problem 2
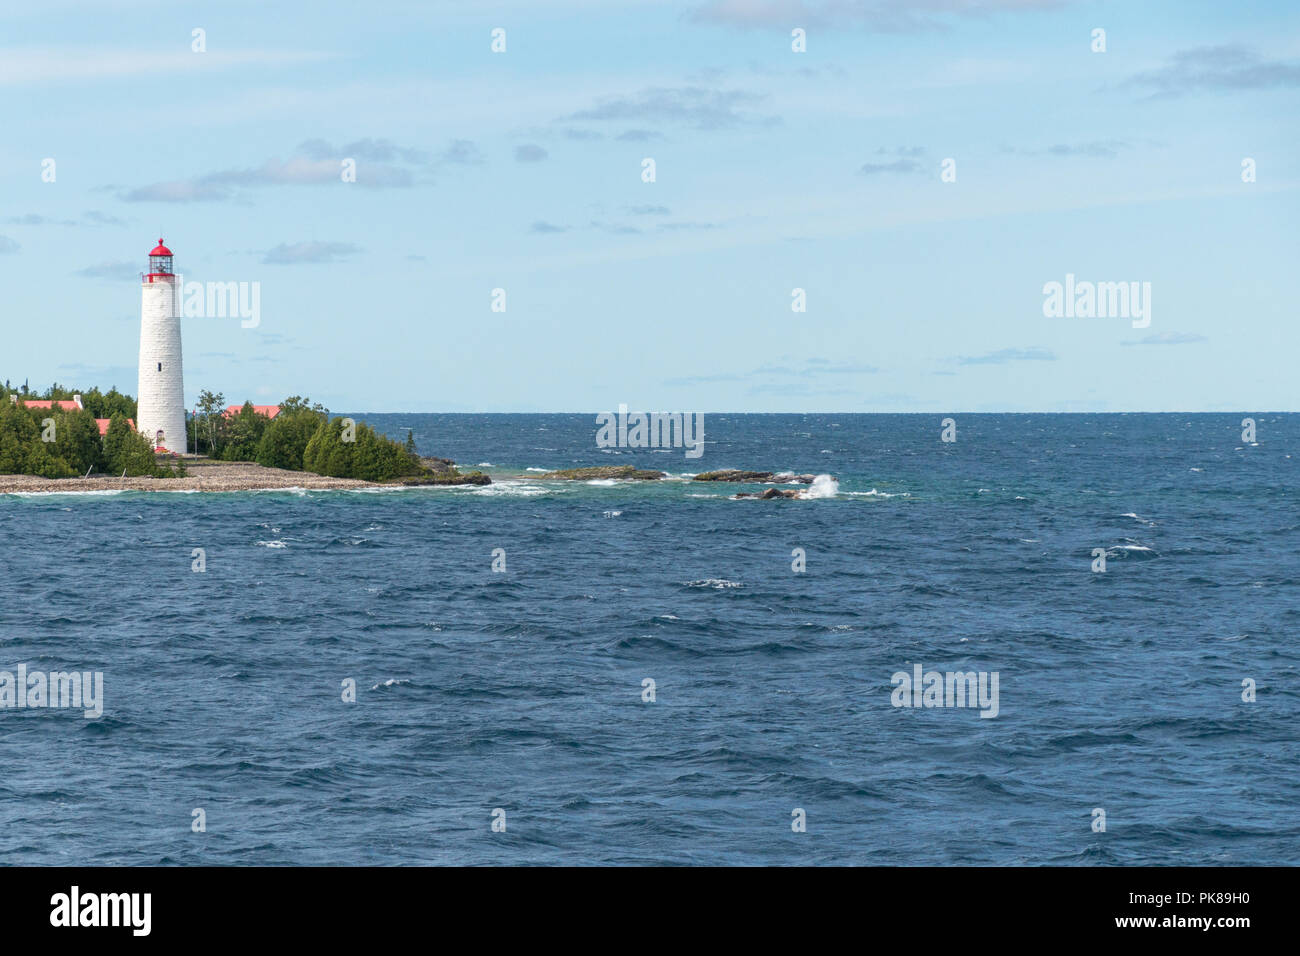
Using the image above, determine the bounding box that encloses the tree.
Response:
[194,389,226,456]
[79,386,136,421]
[0,382,136,422]
[49,407,104,475]
[302,417,421,481]
[103,413,163,477]
[0,402,42,474]
[0,384,185,479]
[219,401,270,461]
[24,439,75,478]
[255,405,327,471]
[279,395,328,416]
[0,402,75,477]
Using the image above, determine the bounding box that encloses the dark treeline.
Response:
[0,380,137,420]
[1,380,168,477]
[189,391,424,482]
[1,381,431,483]
[0,403,178,478]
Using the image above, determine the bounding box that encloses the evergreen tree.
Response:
[256,405,327,471]
[50,408,104,475]
[220,401,270,461]
[103,413,163,476]
[0,402,40,474]
[301,417,421,481]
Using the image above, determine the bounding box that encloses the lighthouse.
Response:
[136,238,186,453]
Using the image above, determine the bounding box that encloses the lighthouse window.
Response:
[157,363,162,372]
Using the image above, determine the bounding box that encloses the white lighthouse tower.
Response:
[136,238,186,453]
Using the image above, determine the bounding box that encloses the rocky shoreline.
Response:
[533,465,668,480]
[0,457,490,494]
[521,464,836,500]
[2,458,830,496]
[530,465,826,484]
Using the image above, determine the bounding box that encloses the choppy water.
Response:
[1,413,1296,865]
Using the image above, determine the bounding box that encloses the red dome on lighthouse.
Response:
[146,237,175,280]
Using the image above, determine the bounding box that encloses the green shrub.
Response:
[255,408,327,471]
[302,417,421,481]
[0,401,75,476]
[48,408,104,475]
[219,401,271,461]
[103,413,167,477]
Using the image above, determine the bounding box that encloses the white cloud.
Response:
[0,48,335,86]
[262,241,360,265]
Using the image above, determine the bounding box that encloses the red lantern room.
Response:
[147,238,173,280]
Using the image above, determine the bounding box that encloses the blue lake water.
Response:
[1,413,1296,865]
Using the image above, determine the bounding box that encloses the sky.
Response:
[1,0,1297,413]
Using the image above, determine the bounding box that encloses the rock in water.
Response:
[535,465,667,480]
[694,470,818,484]
[734,487,801,499]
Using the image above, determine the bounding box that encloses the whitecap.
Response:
[799,474,839,499]
[471,481,554,497]
[1120,512,1156,526]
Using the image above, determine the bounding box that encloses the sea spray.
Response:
[803,474,839,499]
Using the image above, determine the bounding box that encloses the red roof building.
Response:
[95,418,135,437]
[223,404,281,420]
[11,395,83,411]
